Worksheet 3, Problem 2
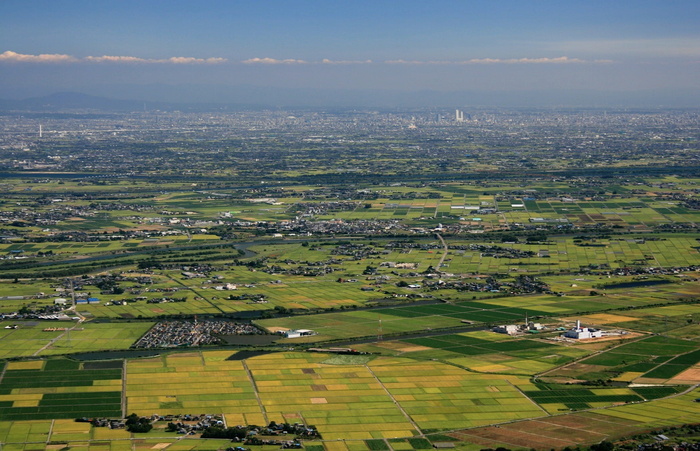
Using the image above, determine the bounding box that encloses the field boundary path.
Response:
[505,379,548,415]
[122,359,127,417]
[435,233,448,273]
[31,318,85,357]
[0,361,7,384]
[242,360,269,425]
[165,274,225,314]
[46,420,55,445]
[534,333,651,381]
[365,364,423,437]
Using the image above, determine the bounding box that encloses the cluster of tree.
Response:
[199,421,319,440]
[125,414,152,433]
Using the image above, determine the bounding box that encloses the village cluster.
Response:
[131,320,262,348]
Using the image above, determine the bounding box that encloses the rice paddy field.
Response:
[0,348,695,451]
[0,235,221,258]
[0,321,153,359]
[545,334,700,385]
[255,281,699,344]
[0,175,698,450]
[0,358,122,421]
[385,331,591,376]
[125,350,555,440]
[2,230,699,320]
[1,179,699,239]
[449,388,700,450]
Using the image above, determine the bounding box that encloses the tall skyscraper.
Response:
[455,109,464,122]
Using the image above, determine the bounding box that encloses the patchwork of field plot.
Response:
[367,360,545,431]
[126,350,264,424]
[392,331,589,375]
[432,236,700,274]
[0,178,696,450]
[0,359,122,421]
[248,235,700,276]
[256,289,696,343]
[549,335,700,385]
[601,302,700,336]
[0,235,220,256]
[0,347,694,449]
[3,179,698,233]
[3,233,698,321]
[451,388,700,450]
[297,194,700,231]
[124,350,549,440]
[0,417,211,449]
[246,353,418,440]
[520,385,687,413]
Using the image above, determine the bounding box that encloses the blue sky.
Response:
[1,0,699,105]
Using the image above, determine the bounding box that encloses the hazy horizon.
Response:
[2,1,699,108]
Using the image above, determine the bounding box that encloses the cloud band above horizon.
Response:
[1,51,612,66]
[0,51,227,64]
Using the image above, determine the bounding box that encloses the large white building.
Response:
[283,329,316,339]
[564,320,602,339]
[493,324,519,335]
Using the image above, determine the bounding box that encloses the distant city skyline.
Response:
[1,0,699,106]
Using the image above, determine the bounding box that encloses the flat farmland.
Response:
[543,335,700,385]
[123,350,552,440]
[0,110,698,450]
[498,197,700,231]
[450,388,700,449]
[3,233,698,322]
[0,358,122,421]
[452,236,700,274]
[603,302,700,335]
[37,322,154,356]
[0,320,152,359]
[247,352,417,440]
[368,360,545,431]
[126,351,262,420]
[0,235,219,259]
[256,308,465,343]
[592,387,700,426]
[392,332,590,375]
[255,289,695,343]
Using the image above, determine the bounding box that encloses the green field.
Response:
[0,172,698,449]
[0,358,122,421]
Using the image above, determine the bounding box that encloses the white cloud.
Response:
[243,57,372,65]
[242,57,307,64]
[385,59,447,65]
[321,59,373,64]
[164,56,227,64]
[1,50,614,67]
[84,55,149,63]
[0,50,78,63]
[1,51,227,64]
